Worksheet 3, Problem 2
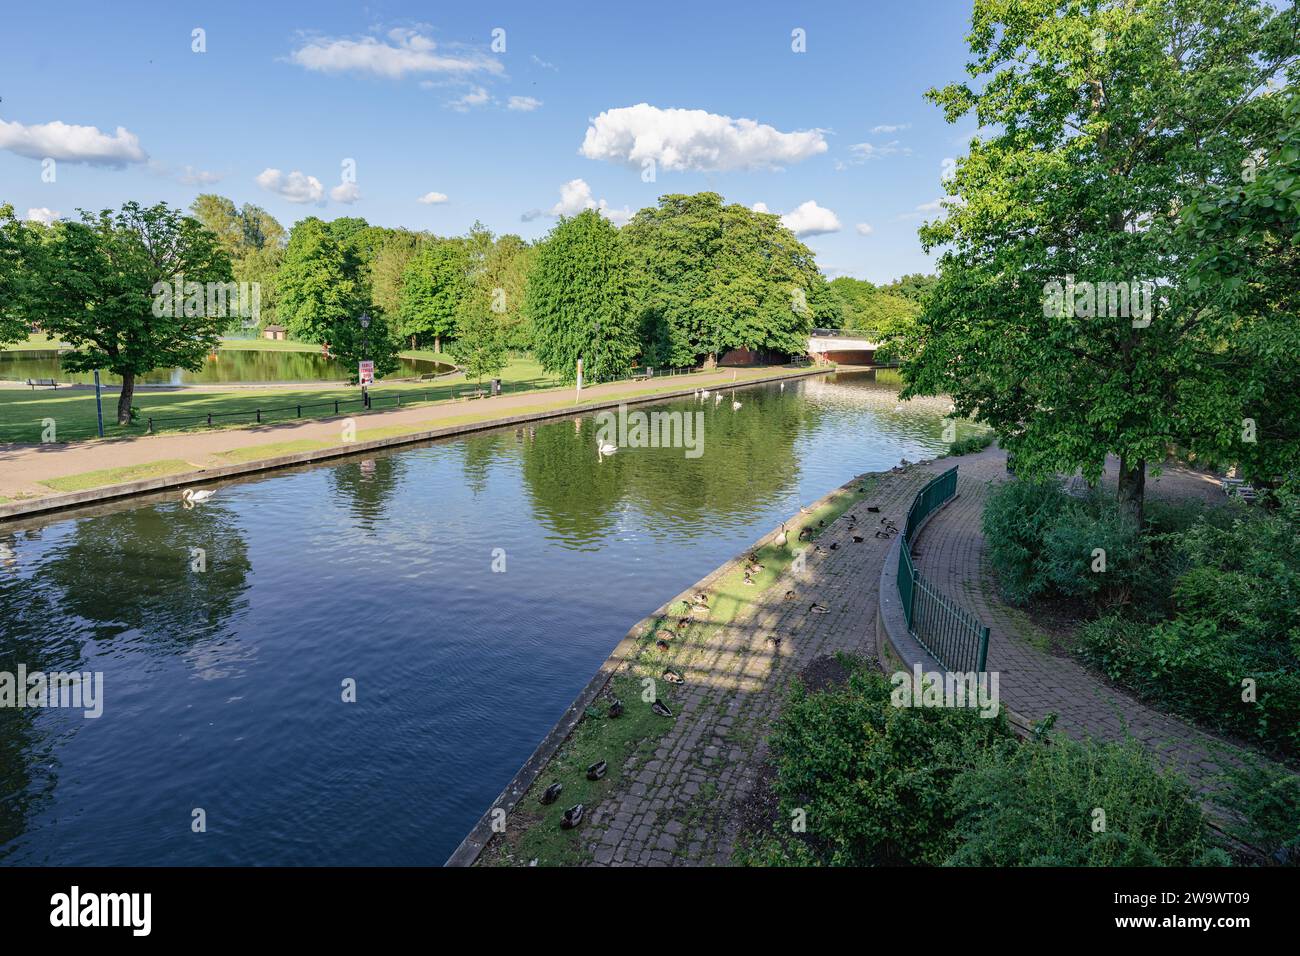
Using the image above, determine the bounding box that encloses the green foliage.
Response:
[1219,755,1300,862]
[525,210,642,383]
[623,193,831,366]
[902,0,1297,517]
[399,240,468,349]
[947,432,995,456]
[948,736,1221,866]
[748,660,1220,867]
[981,479,1071,604]
[449,288,508,384]
[276,218,369,343]
[0,204,40,346]
[35,201,233,423]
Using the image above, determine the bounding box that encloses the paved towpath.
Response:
[910,447,1258,796]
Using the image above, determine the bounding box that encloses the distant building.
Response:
[262,324,287,341]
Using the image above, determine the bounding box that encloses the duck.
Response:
[783,589,797,601]
[745,561,763,574]
[586,760,608,781]
[810,604,829,614]
[662,669,685,685]
[692,591,710,607]
[182,489,215,504]
[608,699,624,718]
[651,700,674,718]
[852,535,865,543]
[768,635,783,649]
[561,804,585,829]
[797,527,813,542]
[540,782,563,805]
[656,639,671,651]
[799,504,812,514]
[867,505,881,513]
[743,571,755,586]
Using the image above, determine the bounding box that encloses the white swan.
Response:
[597,441,618,458]
[714,393,722,405]
[182,489,215,504]
[701,389,710,398]
[732,400,742,411]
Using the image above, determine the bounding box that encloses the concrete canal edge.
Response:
[0,367,826,525]
[444,468,876,867]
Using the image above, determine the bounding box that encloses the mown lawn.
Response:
[0,354,558,443]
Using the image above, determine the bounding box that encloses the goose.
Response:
[182,489,215,504]
[774,523,788,547]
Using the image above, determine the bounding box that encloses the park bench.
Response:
[456,388,486,401]
[25,378,59,389]
[1220,477,1258,502]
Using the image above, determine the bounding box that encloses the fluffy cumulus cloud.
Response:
[417,191,449,204]
[779,200,842,237]
[288,28,503,79]
[26,207,60,225]
[855,222,874,236]
[256,168,324,204]
[330,181,361,204]
[524,178,631,225]
[751,202,770,213]
[507,96,542,112]
[0,117,147,166]
[448,85,491,112]
[579,104,827,172]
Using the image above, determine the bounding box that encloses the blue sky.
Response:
[0,0,978,283]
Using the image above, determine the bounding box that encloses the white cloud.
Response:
[848,140,910,161]
[288,29,503,80]
[26,207,60,225]
[529,178,631,225]
[448,85,491,111]
[507,95,542,112]
[417,191,449,204]
[751,201,770,213]
[175,165,223,185]
[871,123,911,134]
[330,181,361,204]
[256,168,324,204]
[580,103,827,172]
[0,117,147,166]
[780,200,842,237]
[855,222,874,236]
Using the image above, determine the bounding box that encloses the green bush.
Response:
[746,659,1223,867]
[982,479,1071,604]
[1219,756,1300,864]
[948,432,995,456]
[948,736,1223,866]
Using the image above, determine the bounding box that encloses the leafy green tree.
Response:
[525,209,642,383]
[624,193,833,366]
[481,234,536,351]
[400,240,468,352]
[37,202,232,424]
[450,288,508,386]
[370,230,426,340]
[0,204,40,346]
[189,194,286,331]
[276,218,368,343]
[903,0,1298,522]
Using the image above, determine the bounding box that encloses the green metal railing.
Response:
[895,466,990,673]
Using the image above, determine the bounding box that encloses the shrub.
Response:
[982,479,1071,604]
[948,432,995,456]
[947,735,1222,866]
[1041,496,1144,606]
[1219,756,1300,864]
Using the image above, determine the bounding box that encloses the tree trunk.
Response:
[1117,456,1146,527]
[435,334,442,353]
[116,371,136,426]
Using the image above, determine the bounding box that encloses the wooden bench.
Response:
[1221,477,1258,502]
[456,388,486,401]
[25,378,58,389]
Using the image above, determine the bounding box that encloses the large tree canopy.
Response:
[525,209,642,384]
[399,240,469,352]
[623,192,834,366]
[902,0,1299,520]
[36,201,233,424]
[0,204,39,347]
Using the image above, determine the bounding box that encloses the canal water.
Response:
[0,369,979,865]
[0,348,450,386]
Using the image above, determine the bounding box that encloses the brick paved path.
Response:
[578,464,947,866]
[910,447,1252,796]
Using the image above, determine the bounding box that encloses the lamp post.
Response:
[359,312,371,409]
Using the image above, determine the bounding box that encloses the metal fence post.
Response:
[977,625,990,673]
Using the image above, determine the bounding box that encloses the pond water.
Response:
[0,369,979,866]
[0,348,451,386]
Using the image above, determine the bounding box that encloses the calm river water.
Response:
[0,369,976,865]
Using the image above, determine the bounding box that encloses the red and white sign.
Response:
[358,360,375,386]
